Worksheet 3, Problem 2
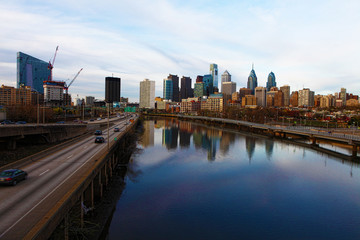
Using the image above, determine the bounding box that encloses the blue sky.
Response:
[0,0,360,102]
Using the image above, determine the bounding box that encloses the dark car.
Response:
[15,121,27,124]
[114,127,120,132]
[95,136,105,143]
[1,120,15,125]
[89,119,95,122]
[94,130,102,135]
[56,121,65,124]
[0,169,28,186]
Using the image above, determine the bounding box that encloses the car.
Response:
[1,120,15,125]
[90,119,95,122]
[15,121,27,124]
[114,127,120,132]
[56,121,65,124]
[95,136,105,143]
[97,118,102,121]
[94,130,102,135]
[0,169,28,186]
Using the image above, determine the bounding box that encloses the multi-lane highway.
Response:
[0,115,137,239]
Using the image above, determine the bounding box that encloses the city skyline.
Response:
[1,0,360,102]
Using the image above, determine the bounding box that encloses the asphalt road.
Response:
[0,115,136,239]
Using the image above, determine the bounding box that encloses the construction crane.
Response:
[64,68,83,105]
[48,46,59,81]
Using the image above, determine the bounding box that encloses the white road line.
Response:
[39,169,49,176]
[0,150,100,239]
[67,154,73,159]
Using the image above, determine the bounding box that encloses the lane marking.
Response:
[39,169,50,176]
[0,149,100,239]
[67,154,73,159]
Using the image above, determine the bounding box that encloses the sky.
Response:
[0,0,360,102]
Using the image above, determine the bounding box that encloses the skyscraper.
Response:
[163,78,173,100]
[203,74,214,96]
[140,79,155,108]
[221,70,231,93]
[298,88,315,107]
[17,52,51,93]
[340,88,346,106]
[255,86,266,107]
[266,72,276,91]
[280,85,290,106]
[210,64,218,88]
[167,74,179,102]
[247,64,257,94]
[180,76,192,100]
[105,77,121,103]
[222,82,237,96]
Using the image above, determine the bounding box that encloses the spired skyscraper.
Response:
[247,64,257,95]
[266,72,276,92]
[210,64,218,89]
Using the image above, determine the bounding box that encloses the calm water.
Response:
[107,119,360,240]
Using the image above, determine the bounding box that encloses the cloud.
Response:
[0,0,360,102]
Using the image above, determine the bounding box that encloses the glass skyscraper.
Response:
[210,64,218,88]
[247,65,257,95]
[266,72,276,92]
[163,79,173,100]
[17,52,50,94]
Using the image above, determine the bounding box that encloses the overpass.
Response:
[0,115,138,239]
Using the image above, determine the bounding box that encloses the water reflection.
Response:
[141,118,277,162]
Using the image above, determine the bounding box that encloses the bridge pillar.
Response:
[352,145,358,157]
[83,181,94,213]
[94,173,103,200]
[7,138,16,150]
[108,157,113,178]
[310,137,318,146]
[101,164,108,187]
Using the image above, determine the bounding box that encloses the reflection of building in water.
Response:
[180,131,191,148]
[162,127,178,150]
[193,131,202,149]
[220,131,236,155]
[246,136,256,162]
[265,139,274,159]
[141,121,154,147]
[155,119,165,129]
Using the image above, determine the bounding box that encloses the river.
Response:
[106,118,360,240]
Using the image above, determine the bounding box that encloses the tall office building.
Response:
[167,74,179,102]
[298,88,315,107]
[163,78,173,100]
[290,91,299,107]
[210,64,218,88]
[222,82,237,96]
[85,96,95,106]
[247,64,258,94]
[280,85,290,106]
[221,70,232,93]
[105,77,121,103]
[194,82,205,98]
[180,76,192,100]
[274,90,284,107]
[203,74,214,96]
[140,79,155,108]
[266,72,276,91]
[43,81,65,106]
[255,87,266,107]
[17,52,51,94]
[340,88,346,106]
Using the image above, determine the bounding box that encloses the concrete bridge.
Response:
[0,124,87,150]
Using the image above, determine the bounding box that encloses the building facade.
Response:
[222,82,236,96]
[43,81,65,106]
[163,79,173,100]
[221,70,231,92]
[298,88,315,107]
[140,79,155,108]
[0,85,33,106]
[105,77,121,103]
[255,87,266,107]
[17,52,50,94]
[180,76,192,100]
[194,82,205,98]
[167,74,180,102]
[203,74,214,96]
[280,85,290,106]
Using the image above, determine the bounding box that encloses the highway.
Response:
[0,115,137,239]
